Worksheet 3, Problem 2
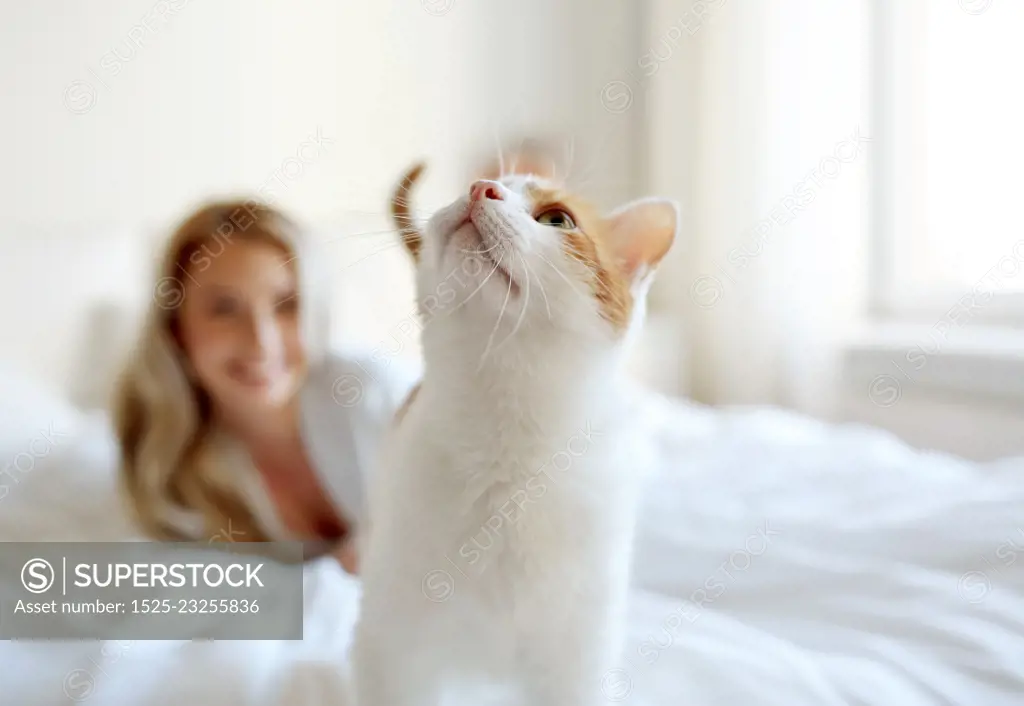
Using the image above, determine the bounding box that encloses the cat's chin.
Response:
[450,220,520,297]
[477,246,518,296]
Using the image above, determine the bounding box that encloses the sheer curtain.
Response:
[647,0,871,417]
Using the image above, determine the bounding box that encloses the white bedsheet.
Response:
[3,391,1024,706]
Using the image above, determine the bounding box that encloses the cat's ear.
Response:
[391,162,426,262]
[604,197,678,280]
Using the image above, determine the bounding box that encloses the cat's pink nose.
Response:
[470,180,504,203]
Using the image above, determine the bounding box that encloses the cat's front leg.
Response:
[521,618,621,706]
[521,581,628,706]
[522,645,608,706]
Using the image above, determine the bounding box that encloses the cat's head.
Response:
[393,163,677,364]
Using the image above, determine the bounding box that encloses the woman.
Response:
[113,200,417,574]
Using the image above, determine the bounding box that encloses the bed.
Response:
[2,361,1023,706]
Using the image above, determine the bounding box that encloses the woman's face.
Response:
[176,239,306,416]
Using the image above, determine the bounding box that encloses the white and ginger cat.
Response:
[352,162,677,706]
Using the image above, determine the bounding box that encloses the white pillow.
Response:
[0,362,84,466]
[0,363,89,527]
[0,409,137,542]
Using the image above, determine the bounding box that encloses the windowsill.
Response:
[843,323,1024,405]
[871,291,1024,328]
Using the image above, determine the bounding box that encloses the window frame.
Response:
[869,0,1024,327]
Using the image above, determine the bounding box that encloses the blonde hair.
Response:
[113,200,329,542]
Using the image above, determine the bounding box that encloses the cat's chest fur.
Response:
[365,383,634,604]
[447,437,614,580]
[361,413,631,690]
[397,410,618,543]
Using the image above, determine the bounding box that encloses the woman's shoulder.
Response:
[304,348,421,421]
[299,349,422,530]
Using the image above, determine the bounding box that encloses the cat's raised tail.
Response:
[390,161,425,261]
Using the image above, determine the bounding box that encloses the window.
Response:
[873,0,1024,324]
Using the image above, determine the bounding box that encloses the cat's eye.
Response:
[535,208,577,230]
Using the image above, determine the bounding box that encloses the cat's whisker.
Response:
[277,230,403,270]
[353,238,404,258]
[461,239,506,256]
[330,191,430,217]
[492,252,531,353]
[389,203,433,217]
[560,247,630,310]
[389,195,430,208]
[356,157,668,699]
[477,251,514,372]
[562,135,576,185]
[492,121,506,179]
[567,129,614,190]
[559,243,604,268]
[556,241,631,308]
[565,169,621,195]
[536,250,594,309]
[303,230,404,255]
[331,207,428,218]
[329,230,404,242]
[446,256,502,316]
[273,245,406,306]
[388,194,434,209]
[321,227,402,239]
[510,132,529,177]
[317,240,405,276]
[522,256,552,321]
[568,173,632,195]
[336,227,400,236]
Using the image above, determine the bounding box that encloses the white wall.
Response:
[0,0,641,398]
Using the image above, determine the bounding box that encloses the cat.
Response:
[352,162,677,706]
